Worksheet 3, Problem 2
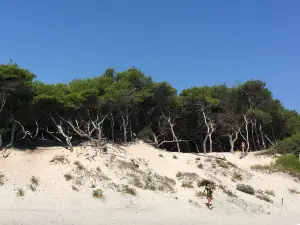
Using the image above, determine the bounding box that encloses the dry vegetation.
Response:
[218,184,237,198]
[288,188,300,194]
[216,159,229,169]
[50,155,70,164]
[16,188,25,197]
[93,189,105,199]
[232,171,243,182]
[0,173,5,186]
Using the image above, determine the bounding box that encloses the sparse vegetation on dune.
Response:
[216,159,229,169]
[188,199,201,208]
[29,176,40,191]
[127,170,176,193]
[182,181,194,188]
[197,179,216,189]
[218,185,237,198]
[16,188,25,197]
[232,171,243,182]
[288,188,300,194]
[64,173,73,181]
[0,173,5,186]
[197,163,203,169]
[173,155,178,159]
[236,184,255,195]
[50,155,69,164]
[74,161,85,170]
[93,189,104,199]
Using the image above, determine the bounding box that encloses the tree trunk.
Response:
[259,124,266,149]
[251,120,257,151]
[168,120,181,153]
[208,132,213,153]
[50,116,73,151]
[110,111,115,142]
[202,110,210,154]
[229,134,234,153]
[254,121,261,150]
[244,115,250,152]
[6,118,16,148]
[203,134,208,154]
[0,134,2,150]
[194,140,200,153]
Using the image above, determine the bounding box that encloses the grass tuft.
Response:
[219,184,237,198]
[16,188,25,197]
[93,189,104,199]
[216,159,229,169]
[197,179,216,189]
[173,155,178,159]
[232,171,243,181]
[288,188,300,194]
[182,181,194,188]
[64,173,73,181]
[0,173,5,186]
[197,163,203,169]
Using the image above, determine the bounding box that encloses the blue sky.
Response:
[0,0,299,111]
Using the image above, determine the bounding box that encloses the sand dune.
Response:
[0,141,299,225]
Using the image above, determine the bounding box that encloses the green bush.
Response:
[275,154,300,174]
[236,184,255,195]
[276,133,300,154]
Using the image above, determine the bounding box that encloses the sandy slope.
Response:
[0,141,299,225]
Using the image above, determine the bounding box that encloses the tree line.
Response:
[0,63,299,153]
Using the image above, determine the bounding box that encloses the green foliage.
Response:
[276,133,300,154]
[236,184,255,195]
[275,154,300,174]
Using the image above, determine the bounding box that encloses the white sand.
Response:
[0,141,299,225]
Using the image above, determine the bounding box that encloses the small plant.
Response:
[176,171,182,178]
[173,155,178,159]
[29,184,36,191]
[195,157,201,161]
[0,173,5,186]
[288,188,300,194]
[16,188,25,197]
[182,181,194,188]
[256,189,264,195]
[93,189,104,199]
[232,171,243,181]
[256,193,273,203]
[250,164,275,173]
[50,155,69,164]
[197,164,203,169]
[197,179,216,189]
[195,190,205,198]
[90,184,96,189]
[74,161,85,170]
[30,176,40,186]
[265,190,275,196]
[159,154,164,158]
[72,185,79,192]
[211,163,217,169]
[64,173,73,181]
[218,184,237,198]
[216,159,229,169]
[227,161,237,168]
[120,185,137,196]
[236,184,255,195]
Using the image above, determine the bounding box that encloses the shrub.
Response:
[256,193,273,203]
[216,159,229,169]
[218,184,237,198]
[30,176,39,186]
[195,190,205,198]
[276,132,300,155]
[120,185,137,196]
[197,179,216,189]
[250,164,275,173]
[72,185,79,192]
[93,189,104,199]
[16,188,25,197]
[74,161,85,170]
[182,181,194,188]
[195,157,201,161]
[173,155,178,159]
[0,173,5,186]
[64,173,73,181]
[159,154,164,158]
[29,184,36,191]
[227,161,237,168]
[197,164,203,169]
[232,171,243,181]
[288,188,300,194]
[275,154,300,174]
[236,184,255,195]
[265,190,275,196]
[50,155,69,164]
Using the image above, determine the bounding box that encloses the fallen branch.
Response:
[157,139,191,148]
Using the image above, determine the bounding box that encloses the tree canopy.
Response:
[0,62,299,153]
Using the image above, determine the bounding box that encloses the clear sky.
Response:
[0,0,299,111]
